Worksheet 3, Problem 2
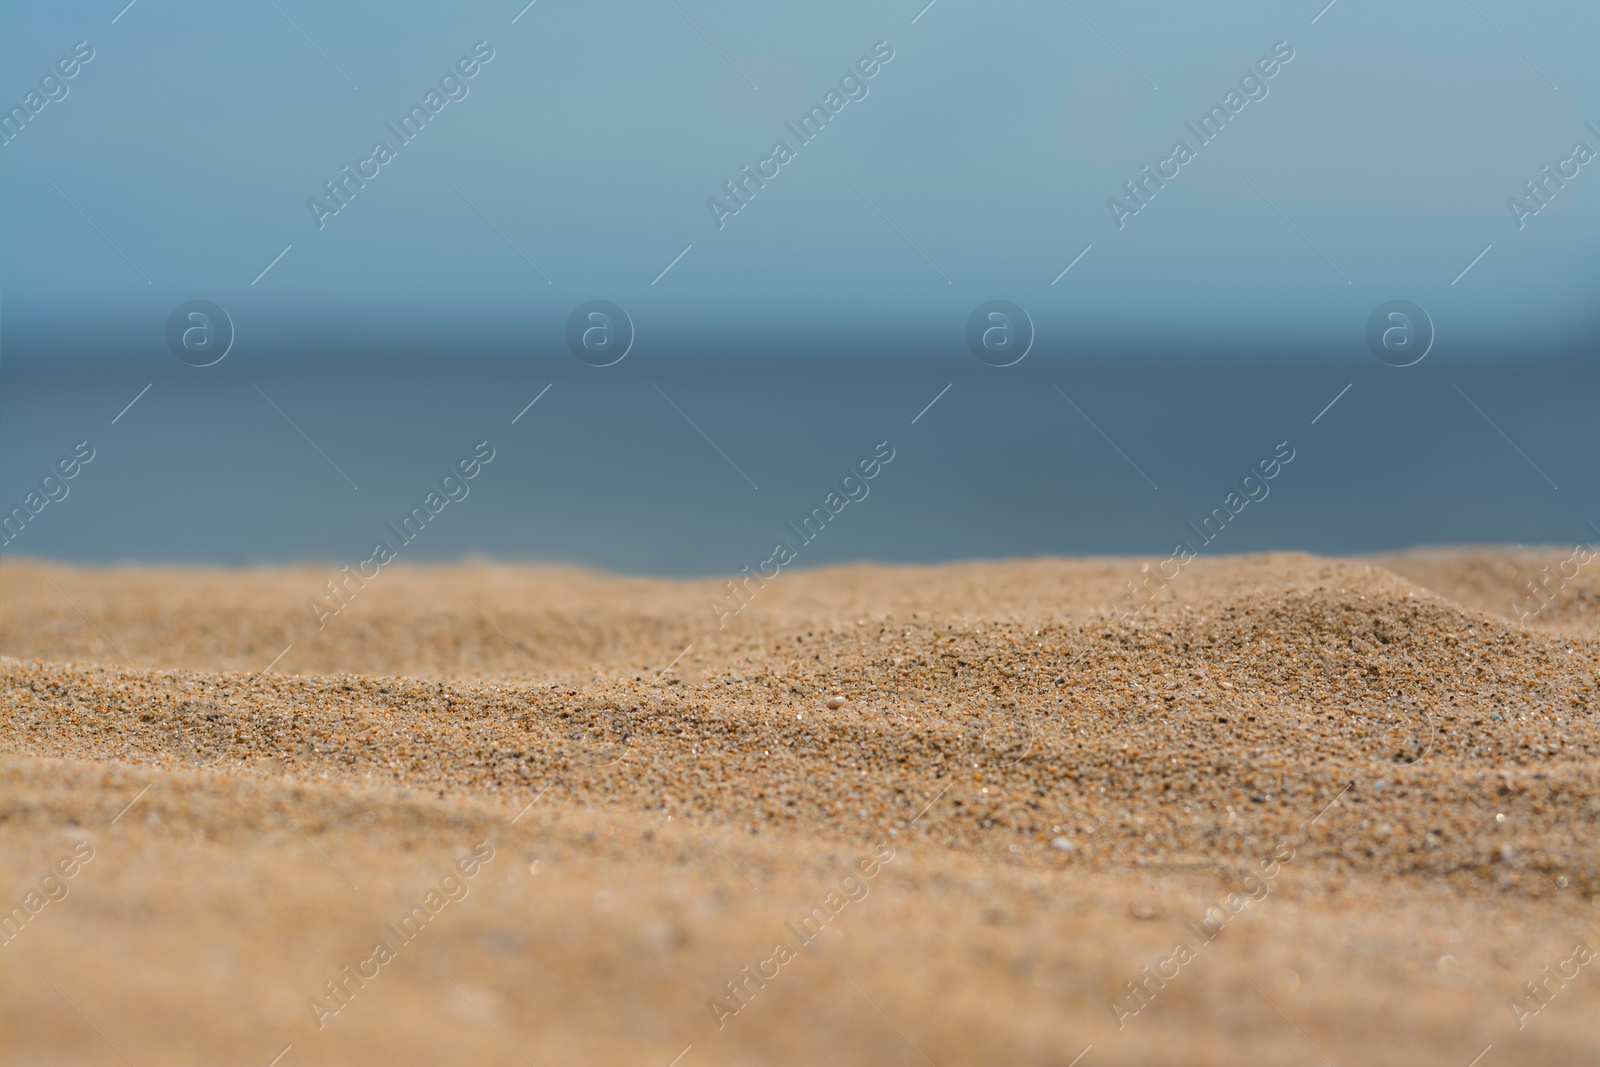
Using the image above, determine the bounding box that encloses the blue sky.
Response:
[4,0,1598,360]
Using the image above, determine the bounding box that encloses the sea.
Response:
[3,335,1595,574]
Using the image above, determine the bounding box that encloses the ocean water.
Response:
[3,339,1595,574]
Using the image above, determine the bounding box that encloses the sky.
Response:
[3,0,1597,355]
[2,0,1597,570]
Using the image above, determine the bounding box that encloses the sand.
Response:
[2,550,1598,1066]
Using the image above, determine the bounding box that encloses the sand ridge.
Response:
[3,551,1599,1064]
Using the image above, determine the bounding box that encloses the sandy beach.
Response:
[3,549,1598,1066]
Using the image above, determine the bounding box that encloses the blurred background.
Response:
[2,0,1597,572]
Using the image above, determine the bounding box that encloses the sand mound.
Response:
[3,553,1598,1065]
[6,584,1593,890]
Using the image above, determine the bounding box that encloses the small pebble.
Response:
[826,695,848,709]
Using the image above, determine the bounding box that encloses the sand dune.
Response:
[3,551,1598,1065]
